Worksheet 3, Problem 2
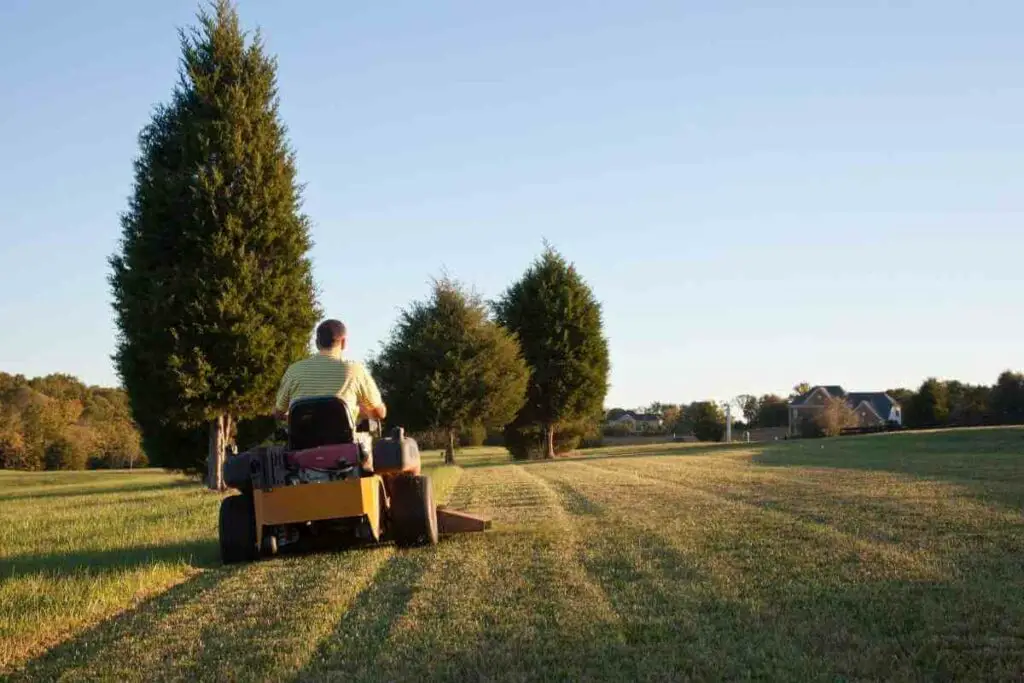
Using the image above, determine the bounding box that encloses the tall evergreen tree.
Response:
[493,245,610,459]
[109,0,320,488]
[369,277,530,464]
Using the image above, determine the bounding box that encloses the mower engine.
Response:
[291,465,354,485]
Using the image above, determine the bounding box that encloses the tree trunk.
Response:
[445,429,456,465]
[206,414,232,491]
[543,424,555,459]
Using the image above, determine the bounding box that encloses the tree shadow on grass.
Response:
[294,521,1024,682]
[291,547,433,682]
[3,565,236,681]
[0,538,220,581]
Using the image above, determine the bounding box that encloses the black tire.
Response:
[219,493,258,564]
[261,532,278,557]
[388,474,438,548]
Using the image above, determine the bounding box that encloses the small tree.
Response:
[44,437,88,471]
[493,245,610,459]
[755,394,789,428]
[736,394,758,426]
[813,396,859,437]
[109,0,320,488]
[660,404,682,432]
[688,401,726,442]
[0,410,27,470]
[791,383,812,399]
[370,277,529,464]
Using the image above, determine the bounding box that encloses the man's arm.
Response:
[273,366,295,421]
[356,364,387,421]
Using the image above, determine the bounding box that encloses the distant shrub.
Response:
[459,423,487,447]
[689,401,725,442]
[504,416,598,460]
[45,437,87,471]
[814,397,859,437]
[410,429,448,451]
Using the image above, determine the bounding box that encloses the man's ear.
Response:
[340,336,347,350]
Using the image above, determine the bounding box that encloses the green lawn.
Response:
[2,429,1023,681]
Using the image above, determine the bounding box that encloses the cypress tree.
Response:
[493,244,610,459]
[109,0,320,488]
[369,277,530,464]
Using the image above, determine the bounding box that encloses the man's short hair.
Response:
[315,319,346,349]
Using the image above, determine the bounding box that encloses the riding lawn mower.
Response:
[218,396,489,563]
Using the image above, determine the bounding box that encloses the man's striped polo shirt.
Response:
[274,352,383,426]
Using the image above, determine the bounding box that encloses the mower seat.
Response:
[287,396,355,451]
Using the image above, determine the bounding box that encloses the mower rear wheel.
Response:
[219,493,258,564]
[388,474,438,548]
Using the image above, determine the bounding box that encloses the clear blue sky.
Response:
[1,0,1022,409]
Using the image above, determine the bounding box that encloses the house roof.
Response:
[790,385,846,406]
[790,385,901,415]
[606,411,662,422]
[846,392,899,417]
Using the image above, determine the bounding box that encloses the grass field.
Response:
[2,429,1023,681]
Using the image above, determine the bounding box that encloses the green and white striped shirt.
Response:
[274,352,383,426]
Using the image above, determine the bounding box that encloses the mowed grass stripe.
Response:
[530,457,1024,680]
[7,550,395,682]
[576,459,947,584]
[613,456,1024,571]
[6,466,464,681]
[528,462,831,681]
[299,464,629,682]
[0,474,220,671]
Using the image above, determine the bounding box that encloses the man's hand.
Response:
[359,402,387,422]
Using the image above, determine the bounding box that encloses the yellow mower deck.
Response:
[249,475,491,551]
[252,475,384,547]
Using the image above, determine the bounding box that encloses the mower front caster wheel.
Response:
[261,532,278,557]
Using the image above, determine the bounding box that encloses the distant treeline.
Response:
[0,372,145,471]
[607,369,1024,442]
[887,371,1024,429]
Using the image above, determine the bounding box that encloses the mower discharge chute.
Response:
[217,396,489,564]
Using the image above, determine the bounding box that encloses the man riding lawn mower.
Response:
[217,319,489,564]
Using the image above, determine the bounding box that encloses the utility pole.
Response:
[725,403,732,443]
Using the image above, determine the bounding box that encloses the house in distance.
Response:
[788,385,902,437]
[604,410,664,434]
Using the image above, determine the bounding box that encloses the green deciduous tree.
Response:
[44,437,88,471]
[370,277,530,464]
[946,380,992,426]
[109,0,320,488]
[736,394,758,426]
[791,383,812,399]
[906,378,950,428]
[755,394,789,429]
[991,370,1024,425]
[493,245,610,459]
[687,401,726,442]
[659,404,682,432]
